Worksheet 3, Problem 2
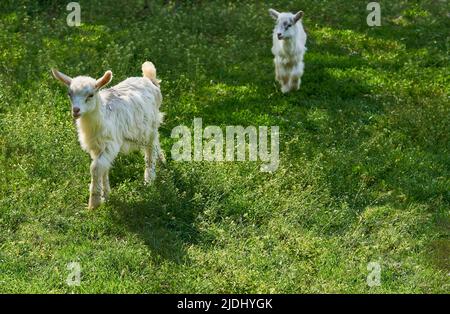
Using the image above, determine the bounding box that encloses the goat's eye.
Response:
[286,24,292,29]
[86,94,94,100]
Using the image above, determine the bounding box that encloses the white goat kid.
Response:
[269,9,307,93]
[52,62,164,209]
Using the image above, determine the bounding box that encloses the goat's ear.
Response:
[269,8,280,20]
[294,11,304,23]
[52,69,72,86]
[95,70,113,90]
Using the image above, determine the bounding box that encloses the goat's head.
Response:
[52,69,113,119]
[269,9,304,40]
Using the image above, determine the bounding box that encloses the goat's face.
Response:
[269,9,304,40]
[68,78,97,119]
[52,69,113,119]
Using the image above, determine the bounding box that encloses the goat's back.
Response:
[98,77,163,149]
[101,77,162,110]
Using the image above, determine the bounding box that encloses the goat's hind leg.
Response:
[144,142,157,185]
[144,132,164,184]
[155,133,165,164]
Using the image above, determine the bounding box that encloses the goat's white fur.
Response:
[269,9,307,93]
[52,61,164,209]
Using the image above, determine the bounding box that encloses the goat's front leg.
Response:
[89,159,103,209]
[89,149,117,209]
[274,61,281,83]
[102,171,110,202]
[290,61,304,91]
[290,76,301,91]
[281,75,291,93]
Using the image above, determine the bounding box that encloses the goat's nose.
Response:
[277,33,283,39]
[73,107,80,114]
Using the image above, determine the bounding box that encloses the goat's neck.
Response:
[282,34,299,51]
[78,96,105,136]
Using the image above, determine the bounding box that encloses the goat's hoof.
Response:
[88,203,99,210]
[101,191,110,203]
[88,194,102,209]
[88,204,101,210]
[159,154,166,165]
[144,169,156,184]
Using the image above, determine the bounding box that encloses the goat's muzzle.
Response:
[277,33,284,40]
[72,107,81,119]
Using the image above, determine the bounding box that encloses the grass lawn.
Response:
[0,0,448,293]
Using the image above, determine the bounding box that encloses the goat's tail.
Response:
[142,61,161,87]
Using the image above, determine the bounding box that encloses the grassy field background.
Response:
[0,0,448,293]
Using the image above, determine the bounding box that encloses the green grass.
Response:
[0,0,448,293]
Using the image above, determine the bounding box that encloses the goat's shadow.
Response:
[107,159,205,265]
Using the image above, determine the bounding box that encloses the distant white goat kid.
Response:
[52,62,164,209]
[269,9,307,93]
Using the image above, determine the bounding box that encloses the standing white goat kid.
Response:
[52,62,164,209]
[269,9,307,93]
